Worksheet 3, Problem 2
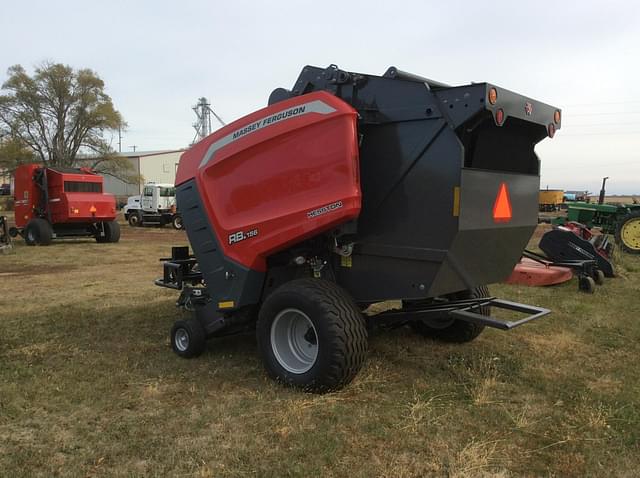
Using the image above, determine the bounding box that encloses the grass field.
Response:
[1,216,639,477]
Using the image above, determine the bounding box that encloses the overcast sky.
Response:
[1,0,639,193]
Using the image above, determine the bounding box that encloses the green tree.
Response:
[0,135,34,174]
[0,62,136,182]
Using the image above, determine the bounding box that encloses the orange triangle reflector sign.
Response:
[493,182,512,223]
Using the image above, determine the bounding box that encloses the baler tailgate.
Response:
[449,299,550,330]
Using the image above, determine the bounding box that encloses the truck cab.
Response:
[124,183,183,229]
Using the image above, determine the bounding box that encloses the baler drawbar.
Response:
[157,64,561,392]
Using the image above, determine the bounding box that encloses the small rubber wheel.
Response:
[96,220,121,243]
[128,213,140,227]
[408,286,489,343]
[172,215,184,230]
[257,278,368,393]
[615,211,640,254]
[578,276,596,294]
[171,318,206,358]
[593,269,605,285]
[24,218,53,246]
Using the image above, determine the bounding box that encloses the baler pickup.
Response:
[158,64,561,392]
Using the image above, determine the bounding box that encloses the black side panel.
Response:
[176,180,265,309]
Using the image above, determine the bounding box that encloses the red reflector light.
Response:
[548,123,555,138]
[554,110,561,124]
[488,88,498,105]
[493,182,512,223]
[495,108,505,125]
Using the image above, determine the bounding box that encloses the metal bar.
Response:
[450,299,550,330]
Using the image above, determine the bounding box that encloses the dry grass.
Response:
[1,216,640,476]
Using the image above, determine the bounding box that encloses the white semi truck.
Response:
[123,183,183,229]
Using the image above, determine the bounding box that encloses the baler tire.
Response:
[96,220,121,243]
[171,318,206,358]
[257,278,368,393]
[615,211,640,254]
[409,286,488,343]
[24,218,53,246]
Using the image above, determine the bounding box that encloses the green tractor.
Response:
[553,202,640,254]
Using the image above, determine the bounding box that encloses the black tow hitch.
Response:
[372,297,550,330]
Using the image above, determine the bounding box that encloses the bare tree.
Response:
[0,62,136,182]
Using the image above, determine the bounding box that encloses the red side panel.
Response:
[13,164,40,228]
[46,170,116,223]
[177,91,361,272]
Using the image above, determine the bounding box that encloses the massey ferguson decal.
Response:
[200,100,337,168]
[307,201,343,219]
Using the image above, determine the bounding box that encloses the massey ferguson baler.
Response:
[157,64,561,392]
[10,164,120,245]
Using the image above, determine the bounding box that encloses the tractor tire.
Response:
[257,278,368,393]
[172,215,184,230]
[171,318,206,358]
[24,218,53,246]
[128,213,140,227]
[96,221,121,243]
[409,286,489,343]
[615,211,640,254]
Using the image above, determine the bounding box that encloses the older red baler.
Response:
[10,164,120,245]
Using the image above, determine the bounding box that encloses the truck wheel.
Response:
[615,211,640,254]
[257,278,368,393]
[24,218,53,246]
[128,213,140,227]
[171,318,206,358]
[96,220,121,243]
[172,215,184,230]
[409,286,488,343]
[136,210,144,227]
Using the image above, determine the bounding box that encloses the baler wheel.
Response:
[24,218,53,246]
[257,278,368,393]
[409,286,489,343]
[96,221,121,243]
[171,318,206,358]
[616,211,640,254]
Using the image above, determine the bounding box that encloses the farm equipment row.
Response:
[156,63,562,392]
[8,164,120,245]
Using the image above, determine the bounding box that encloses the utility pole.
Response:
[192,97,226,144]
[118,126,122,153]
[129,145,137,153]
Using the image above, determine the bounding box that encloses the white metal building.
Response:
[102,150,185,198]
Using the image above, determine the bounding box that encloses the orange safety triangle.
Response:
[493,182,512,223]
[89,205,97,213]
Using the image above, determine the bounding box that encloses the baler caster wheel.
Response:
[578,276,596,294]
[24,218,53,246]
[592,269,605,286]
[171,318,206,358]
[408,286,489,343]
[257,278,368,393]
